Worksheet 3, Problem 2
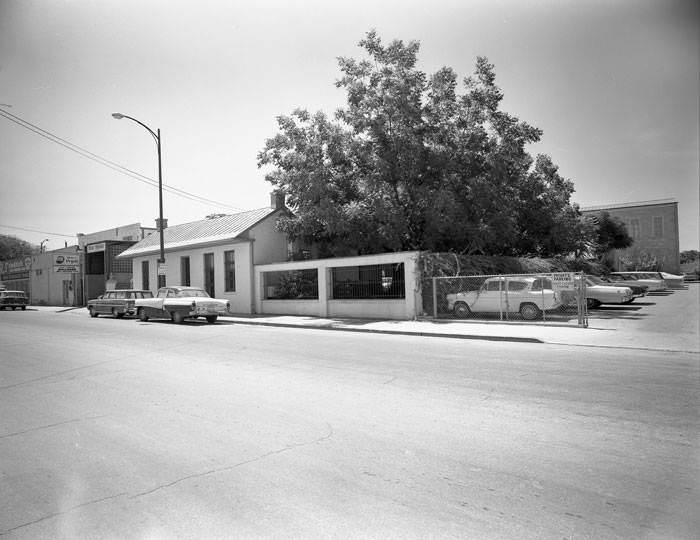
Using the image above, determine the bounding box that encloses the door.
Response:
[204,253,215,297]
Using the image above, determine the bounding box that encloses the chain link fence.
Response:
[427,272,588,326]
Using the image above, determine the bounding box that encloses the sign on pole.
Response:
[157,263,166,276]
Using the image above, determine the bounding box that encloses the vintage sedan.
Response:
[583,276,634,308]
[134,286,230,324]
[87,289,154,318]
[612,271,683,289]
[0,290,28,310]
[606,273,667,292]
[447,276,562,320]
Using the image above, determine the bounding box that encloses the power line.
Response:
[0,224,75,238]
[0,109,244,212]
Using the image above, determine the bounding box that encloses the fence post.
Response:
[432,277,438,319]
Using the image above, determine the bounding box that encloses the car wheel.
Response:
[89,307,98,318]
[171,311,185,324]
[205,315,218,324]
[519,303,541,320]
[586,298,601,309]
[112,308,120,318]
[11,306,16,310]
[138,308,149,322]
[21,306,26,310]
[453,301,471,318]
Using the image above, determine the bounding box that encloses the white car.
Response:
[583,276,634,308]
[134,286,230,324]
[607,273,667,292]
[446,276,562,320]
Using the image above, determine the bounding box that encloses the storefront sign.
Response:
[87,242,106,253]
[54,254,80,273]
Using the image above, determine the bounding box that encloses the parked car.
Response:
[446,276,562,320]
[583,276,634,308]
[606,273,667,292]
[612,271,683,289]
[595,276,648,299]
[134,286,230,324]
[87,289,154,318]
[0,290,28,310]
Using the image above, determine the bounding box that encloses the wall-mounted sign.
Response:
[87,242,106,253]
[54,254,80,273]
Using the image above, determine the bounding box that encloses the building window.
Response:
[142,261,149,290]
[630,219,640,238]
[331,263,405,299]
[224,250,236,292]
[204,253,215,297]
[653,216,663,238]
[180,256,191,286]
[263,269,318,299]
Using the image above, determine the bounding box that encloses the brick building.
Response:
[581,199,680,273]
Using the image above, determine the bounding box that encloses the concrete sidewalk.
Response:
[36,285,699,353]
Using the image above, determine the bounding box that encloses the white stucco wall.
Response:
[248,211,289,265]
[131,240,255,314]
[255,251,422,320]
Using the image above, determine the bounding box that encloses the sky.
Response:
[1,0,698,252]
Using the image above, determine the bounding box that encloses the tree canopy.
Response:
[258,31,586,258]
[0,235,37,261]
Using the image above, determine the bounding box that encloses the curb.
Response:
[222,318,545,344]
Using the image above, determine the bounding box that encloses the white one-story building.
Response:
[117,195,423,319]
[117,196,291,314]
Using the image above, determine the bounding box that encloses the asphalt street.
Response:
[1,309,698,539]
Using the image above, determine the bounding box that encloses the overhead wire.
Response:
[0,224,75,238]
[0,109,244,212]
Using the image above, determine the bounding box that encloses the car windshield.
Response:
[175,289,210,298]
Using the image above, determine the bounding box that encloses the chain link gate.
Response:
[430,272,588,327]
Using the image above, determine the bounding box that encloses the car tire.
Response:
[586,298,601,309]
[519,303,541,320]
[171,311,185,324]
[21,306,26,310]
[112,308,120,318]
[453,301,471,318]
[205,315,218,324]
[89,307,98,318]
[138,308,149,322]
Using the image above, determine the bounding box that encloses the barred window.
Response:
[224,251,236,292]
[263,269,318,299]
[331,263,405,299]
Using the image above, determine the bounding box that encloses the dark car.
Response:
[0,290,28,310]
[598,276,648,300]
[88,289,154,318]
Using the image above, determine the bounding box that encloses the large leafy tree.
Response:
[0,234,37,261]
[258,31,584,257]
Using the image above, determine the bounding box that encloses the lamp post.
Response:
[111,112,166,287]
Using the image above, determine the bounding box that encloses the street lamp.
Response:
[111,112,166,287]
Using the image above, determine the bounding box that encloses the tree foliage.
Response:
[0,235,37,261]
[258,31,586,257]
[680,250,699,264]
[591,212,633,258]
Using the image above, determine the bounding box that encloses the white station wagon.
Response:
[446,276,562,320]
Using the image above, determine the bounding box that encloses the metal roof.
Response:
[117,207,279,258]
